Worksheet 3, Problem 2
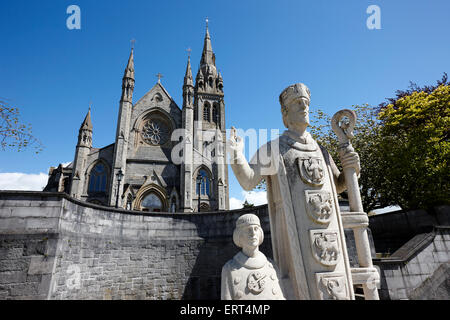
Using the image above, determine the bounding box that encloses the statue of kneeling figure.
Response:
[221,214,286,300]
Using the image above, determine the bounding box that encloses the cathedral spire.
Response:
[183,51,194,109]
[121,47,135,103]
[77,106,93,148]
[184,53,193,87]
[80,107,93,131]
[200,20,215,67]
[72,105,93,198]
[123,48,135,80]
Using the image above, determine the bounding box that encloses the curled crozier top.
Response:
[331,109,356,144]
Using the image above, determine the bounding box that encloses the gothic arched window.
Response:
[213,104,220,126]
[203,103,211,122]
[88,163,107,194]
[196,169,211,196]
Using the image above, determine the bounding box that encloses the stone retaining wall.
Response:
[374,227,450,300]
[369,206,450,254]
[0,191,272,300]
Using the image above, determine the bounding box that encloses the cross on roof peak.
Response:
[156,73,163,83]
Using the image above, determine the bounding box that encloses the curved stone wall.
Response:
[0,191,272,300]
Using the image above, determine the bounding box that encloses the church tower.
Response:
[70,107,93,198]
[185,23,229,211]
[108,48,135,207]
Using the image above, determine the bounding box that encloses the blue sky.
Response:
[0,0,449,207]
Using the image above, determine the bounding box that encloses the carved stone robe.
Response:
[244,130,354,300]
[221,251,286,300]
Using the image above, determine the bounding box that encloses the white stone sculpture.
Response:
[221,214,286,300]
[228,83,361,300]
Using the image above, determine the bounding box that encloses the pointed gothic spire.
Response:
[80,107,93,131]
[184,55,193,87]
[200,21,215,67]
[123,48,135,80]
[121,47,135,103]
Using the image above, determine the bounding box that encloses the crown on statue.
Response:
[279,83,311,108]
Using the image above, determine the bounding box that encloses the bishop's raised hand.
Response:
[227,126,245,163]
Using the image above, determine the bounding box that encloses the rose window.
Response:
[141,120,169,145]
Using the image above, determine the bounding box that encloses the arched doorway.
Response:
[134,183,169,213]
[141,192,165,212]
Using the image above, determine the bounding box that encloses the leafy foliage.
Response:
[376,83,450,210]
[242,200,255,208]
[0,99,43,153]
[378,73,449,111]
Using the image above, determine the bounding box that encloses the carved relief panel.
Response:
[310,230,341,267]
[297,157,325,186]
[315,272,350,300]
[305,190,333,224]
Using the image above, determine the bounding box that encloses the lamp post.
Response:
[196,172,202,212]
[115,169,124,208]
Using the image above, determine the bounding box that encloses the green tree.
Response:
[376,81,449,210]
[0,99,43,153]
[242,200,254,208]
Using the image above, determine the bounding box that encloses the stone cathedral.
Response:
[44,26,229,212]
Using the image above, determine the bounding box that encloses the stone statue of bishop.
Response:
[228,83,360,299]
